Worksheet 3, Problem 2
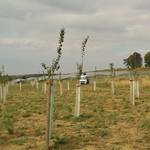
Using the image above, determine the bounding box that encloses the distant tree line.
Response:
[123,51,150,69]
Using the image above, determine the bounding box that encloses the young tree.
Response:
[144,51,150,67]
[42,28,65,150]
[109,63,116,95]
[110,63,114,75]
[81,36,89,73]
[123,52,141,105]
[74,36,89,117]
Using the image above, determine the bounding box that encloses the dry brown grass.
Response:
[0,77,150,150]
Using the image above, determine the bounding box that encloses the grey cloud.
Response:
[0,0,53,20]
[33,0,136,14]
[33,0,100,13]
[0,0,150,74]
[134,0,150,10]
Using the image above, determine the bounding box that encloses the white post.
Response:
[44,82,47,94]
[132,80,135,106]
[49,84,54,139]
[3,85,6,104]
[6,84,9,95]
[46,81,54,150]
[0,85,3,101]
[134,81,137,97]
[19,82,22,91]
[33,81,35,87]
[75,85,77,116]
[136,80,139,98]
[77,85,81,116]
[31,81,34,88]
[41,82,44,93]
[67,80,70,91]
[74,84,80,117]
[36,81,39,90]
[93,81,96,91]
[111,80,115,96]
[129,80,132,101]
[59,81,63,96]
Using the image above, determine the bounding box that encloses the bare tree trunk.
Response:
[74,84,80,117]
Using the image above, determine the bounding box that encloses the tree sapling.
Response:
[42,28,65,150]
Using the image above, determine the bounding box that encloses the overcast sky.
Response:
[0,0,150,75]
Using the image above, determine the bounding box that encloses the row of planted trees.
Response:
[41,28,146,149]
[109,62,140,106]
[2,28,146,149]
[110,51,150,104]
[125,52,141,104]
[75,36,89,117]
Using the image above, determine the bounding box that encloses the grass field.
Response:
[0,77,150,150]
